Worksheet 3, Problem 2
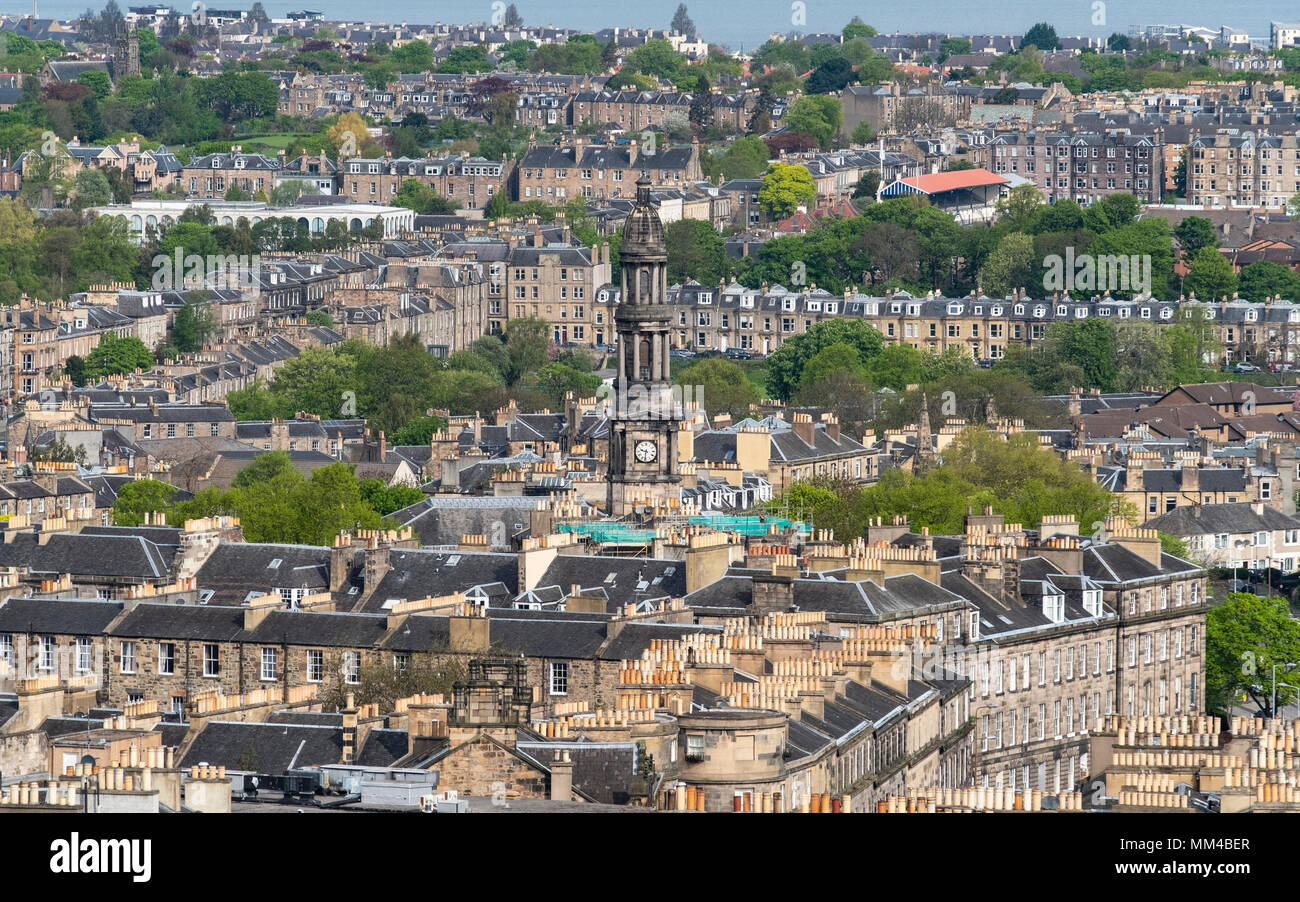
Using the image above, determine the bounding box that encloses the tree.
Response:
[1107,32,1131,52]
[503,316,551,386]
[806,58,855,95]
[842,18,877,41]
[665,219,726,285]
[391,40,434,72]
[703,135,770,181]
[939,37,972,61]
[77,69,111,100]
[688,73,713,130]
[783,94,842,147]
[439,45,492,73]
[758,162,817,220]
[1173,217,1218,258]
[851,170,881,200]
[84,334,154,381]
[328,111,369,157]
[392,179,458,215]
[625,39,684,81]
[389,414,447,446]
[675,358,760,418]
[1182,246,1237,301]
[850,120,875,145]
[1237,261,1300,303]
[1021,22,1061,51]
[1207,593,1300,716]
[524,363,602,410]
[671,3,695,35]
[990,86,1020,105]
[73,168,111,208]
[172,298,216,352]
[112,479,182,525]
[232,451,297,489]
[994,184,1043,232]
[766,318,885,400]
[979,232,1036,299]
[359,479,424,515]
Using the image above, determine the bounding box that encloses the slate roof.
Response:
[107,604,245,641]
[1145,502,1300,535]
[0,597,124,635]
[244,610,389,648]
[193,543,336,606]
[0,532,173,580]
[179,721,344,771]
[361,548,518,612]
[356,728,409,766]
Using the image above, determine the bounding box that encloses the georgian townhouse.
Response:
[515,91,572,128]
[90,400,238,442]
[948,515,1207,793]
[689,412,878,493]
[1147,501,1300,570]
[655,283,1182,360]
[514,138,703,204]
[504,243,612,346]
[569,89,754,133]
[841,82,973,137]
[338,153,509,210]
[181,149,282,200]
[2,302,78,399]
[1187,131,1300,209]
[276,152,338,196]
[988,129,1165,205]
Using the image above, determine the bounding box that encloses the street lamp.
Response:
[1279,682,1300,724]
[1271,661,1299,720]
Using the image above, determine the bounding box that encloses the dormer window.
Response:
[1246,309,1258,321]
[1056,305,1067,316]
[991,305,1002,316]
[969,612,980,641]
[948,304,963,315]
[1033,305,1046,317]
[1014,304,1024,315]
[1044,593,1065,623]
[1083,589,1102,617]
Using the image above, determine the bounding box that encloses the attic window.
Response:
[663,566,676,576]
[446,555,460,566]
[268,558,282,569]
[604,572,617,584]
[381,598,401,609]
[199,589,214,604]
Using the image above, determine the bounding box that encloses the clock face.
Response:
[634,440,658,463]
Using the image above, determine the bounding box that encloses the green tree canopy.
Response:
[758,161,817,219]
[1207,593,1300,716]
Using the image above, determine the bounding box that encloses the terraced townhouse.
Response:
[988,129,1166,205]
[513,137,704,203]
[338,153,510,210]
[180,149,281,200]
[648,282,1184,359]
[1187,131,1300,209]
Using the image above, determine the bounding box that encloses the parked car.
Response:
[1232,363,1261,373]
[725,348,753,360]
[669,348,697,359]
[1270,362,1296,373]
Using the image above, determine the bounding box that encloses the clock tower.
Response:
[607,178,682,517]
